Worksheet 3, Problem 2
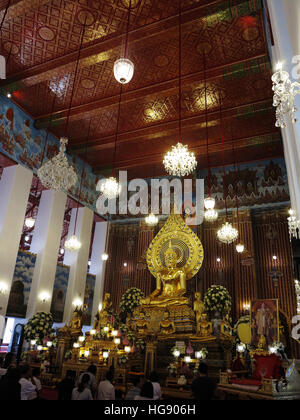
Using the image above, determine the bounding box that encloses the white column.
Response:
[90,221,108,319]
[268,0,300,217]
[26,190,67,318]
[0,165,33,317]
[63,207,93,323]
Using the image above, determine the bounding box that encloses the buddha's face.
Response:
[163,312,170,320]
[165,249,177,268]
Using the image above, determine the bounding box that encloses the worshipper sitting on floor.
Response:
[57,371,76,401]
[149,371,162,400]
[0,366,21,400]
[78,364,97,397]
[32,367,42,398]
[97,371,115,400]
[134,381,154,400]
[192,362,217,401]
[72,374,94,401]
[19,365,38,401]
[125,375,145,400]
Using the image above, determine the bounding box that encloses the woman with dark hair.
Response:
[149,371,161,400]
[0,366,21,400]
[3,352,14,369]
[134,381,154,400]
[72,374,93,400]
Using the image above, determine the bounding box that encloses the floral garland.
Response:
[204,285,232,317]
[24,312,53,344]
[120,288,145,315]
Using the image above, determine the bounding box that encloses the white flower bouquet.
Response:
[24,312,53,344]
[120,287,145,315]
[204,285,232,317]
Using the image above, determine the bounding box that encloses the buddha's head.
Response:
[163,311,170,320]
[164,242,177,269]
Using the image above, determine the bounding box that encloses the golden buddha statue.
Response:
[257,334,267,351]
[94,293,112,330]
[194,292,205,333]
[140,213,204,308]
[142,243,187,306]
[135,311,150,335]
[159,310,176,335]
[69,308,82,331]
[198,313,213,338]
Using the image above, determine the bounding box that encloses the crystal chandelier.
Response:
[37,137,78,192]
[114,59,134,84]
[97,177,121,200]
[65,235,82,252]
[287,208,299,240]
[295,279,300,315]
[204,197,218,222]
[236,243,245,253]
[217,222,238,244]
[272,63,300,128]
[163,143,197,177]
[25,217,35,229]
[145,213,158,226]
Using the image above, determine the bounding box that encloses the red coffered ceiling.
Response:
[0,0,281,178]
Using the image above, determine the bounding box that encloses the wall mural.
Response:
[0,96,100,214]
[6,251,36,318]
[83,274,96,326]
[50,263,70,323]
[199,158,290,211]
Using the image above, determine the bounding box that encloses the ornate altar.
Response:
[130,213,234,377]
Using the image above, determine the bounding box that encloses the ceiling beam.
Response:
[70,99,274,153]
[2,0,261,89]
[91,131,281,171]
[35,54,270,124]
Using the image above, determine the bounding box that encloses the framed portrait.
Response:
[250,299,279,347]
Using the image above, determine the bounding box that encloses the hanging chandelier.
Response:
[287,208,299,240]
[145,213,158,226]
[217,222,238,245]
[97,177,121,200]
[163,0,197,177]
[114,58,134,84]
[114,0,134,84]
[163,143,197,177]
[236,243,245,253]
[25,217,35,229]
[65,234,82,252]
[272,63,300,128]
[37,137,78,192]
[204,197,218,222]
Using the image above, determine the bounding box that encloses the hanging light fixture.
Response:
[38,17,89,192]
[288,208,299,240]
[217,93,238,245]
[202,54,218,223]
[145,213,158,226]
[236,243,245,254]
[102,252,109,261]
[98,75,123,200]
[232,137,245,253]
[66,118,92,252]
[114,0,134,84]
[25,217,35,229]
[163,0,197,177]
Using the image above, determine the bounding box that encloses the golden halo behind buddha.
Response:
[147,213,204,281]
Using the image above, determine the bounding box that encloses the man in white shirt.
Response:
[19,365,37,401]
[97,371,115,400]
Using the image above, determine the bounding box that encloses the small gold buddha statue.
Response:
[257,335,267,351]
[94,293,112,330]
[159,310,176,335]
[199,313,213,338]
[194,292,205,333]
[142,242,188,306]
[135,311,149,335]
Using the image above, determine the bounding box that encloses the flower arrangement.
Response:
[120,288,145,315]
[127,330,136,344]
[136,338,146,352]
[204,285,232,317]
[24,312,53,344]
[118,354,129,365]
[167,363,178,377]
[197,347,208,360]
